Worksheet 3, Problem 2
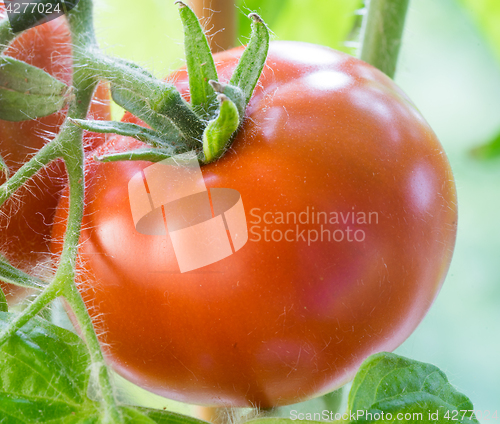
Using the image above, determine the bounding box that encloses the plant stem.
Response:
[0,139,60,208]
[188,0,237,52]
[63,282,121,424]
[80,51,163,96]
[80,50,206,142]
[63,1,123,422]
[54,120,123,424]
[359,0,410,79]
[70,0,205,144]
[69,0,205,142]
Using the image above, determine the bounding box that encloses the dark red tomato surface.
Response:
[0,9,110,301]
[52,42,457,407]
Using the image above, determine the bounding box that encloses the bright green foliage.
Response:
[348,353,479,423]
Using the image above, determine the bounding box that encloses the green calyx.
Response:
[72,2,269,165]
[203,94,240,163]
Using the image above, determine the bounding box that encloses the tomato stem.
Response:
[63,282,122,424]
[359,0,410,79]
[60,2,125,422]
[66,5,270,165]
[0,155,8,180]
[11,1,127,422]
[199,11,269,163]
[0,139,60,208]
[80,50,206,145]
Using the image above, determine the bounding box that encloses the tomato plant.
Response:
[52,40,457,407]
[0,6,110,301]
[0,0,484,422]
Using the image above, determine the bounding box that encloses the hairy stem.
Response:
[54,120,123,424]
[359,0,410,79]
[61,0,123,422]
[63,283,121,424]
[79,50,205,143]
[0,139,60,208]
[79,51,163,96]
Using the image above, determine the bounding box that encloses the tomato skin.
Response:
[0,11,110,301]
[52,42,457,407]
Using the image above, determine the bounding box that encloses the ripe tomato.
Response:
[52,41,457,407]
[0,9,110,301]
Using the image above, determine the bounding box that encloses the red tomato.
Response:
[52,42,457,407]
[0,10,110,301]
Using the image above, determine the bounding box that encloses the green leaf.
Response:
[0,56,69,121]
[95,148,175,163]
[176,1,219,119]
[0,312,99,422]
[202,95,240,163]
[348,352,479,423]
[229,13,270,106]
[69,119,180,152]
[121,406,211,424]
[0,256,46,289]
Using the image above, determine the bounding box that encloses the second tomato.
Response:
[0,10,110,301]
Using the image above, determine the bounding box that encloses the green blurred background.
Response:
[91,0,500,418]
